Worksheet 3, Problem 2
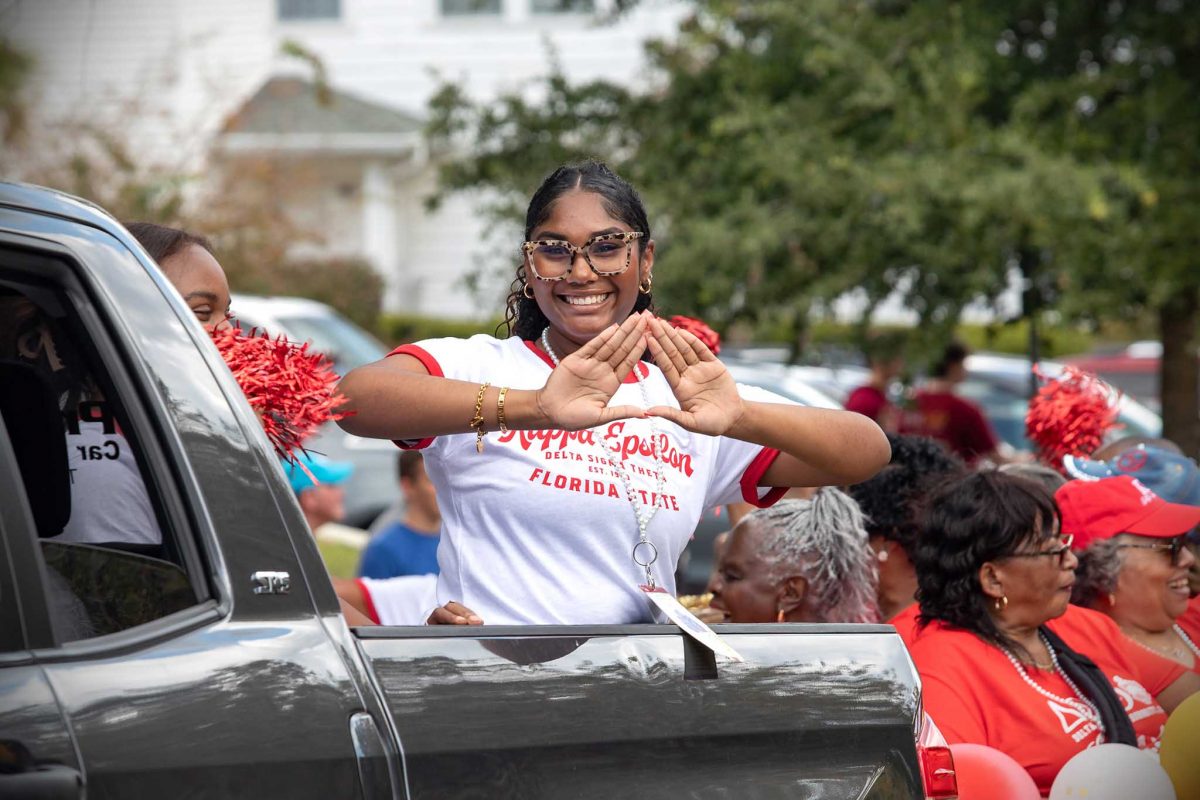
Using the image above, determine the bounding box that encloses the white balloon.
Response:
[1049,743,1176,800]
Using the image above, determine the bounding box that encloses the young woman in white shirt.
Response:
[336,161,890,625]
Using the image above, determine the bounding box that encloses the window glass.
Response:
[0,283,200,644]
[277,0,341,21]
[441,0,502,15]
[531,0,595,12]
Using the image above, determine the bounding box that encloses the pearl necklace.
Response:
[1126,624,1200,662]
[540,327,667,587]
[1002,632,1104,736]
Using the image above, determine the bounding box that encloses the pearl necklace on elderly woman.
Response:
[1002,631,1104,736]
[540,327,667,587]
[1126,625,1200,662]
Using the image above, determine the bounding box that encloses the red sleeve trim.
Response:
[739,447,788,507]
[355,578,381,625]
[389,344,444,377]
[386,344,442,450]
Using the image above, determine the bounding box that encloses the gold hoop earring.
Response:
[639,275,653,294]
[994,595,1008,612]
[776,608,786,623]
[522,283,535,300]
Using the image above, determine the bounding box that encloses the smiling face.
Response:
[528,190,653,353]
[160,244,232,332]
[1112,534,1195,630]
[706,521,785,623]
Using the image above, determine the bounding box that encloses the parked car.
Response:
[1065,341,1200,416]
[230,294,398,529]
[0,183,944,799]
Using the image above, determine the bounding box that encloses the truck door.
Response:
[0,229,390,799]
[0,391,84,800]
[356,624,924,799]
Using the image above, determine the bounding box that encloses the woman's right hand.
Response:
[427,601,483,625]
[535,312,651,431]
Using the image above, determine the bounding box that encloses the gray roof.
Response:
[221,76,422,136]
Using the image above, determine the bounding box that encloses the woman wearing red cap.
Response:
[1063,475,1200,672]
[906,470,1199,795]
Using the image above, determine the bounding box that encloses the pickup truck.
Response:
[0,182,942,799]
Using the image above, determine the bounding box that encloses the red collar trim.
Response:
[522,339,648,384]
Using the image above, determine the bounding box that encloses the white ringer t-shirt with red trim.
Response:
[390,334,790,625]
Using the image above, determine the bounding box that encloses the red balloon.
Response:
[948,743,1041,800]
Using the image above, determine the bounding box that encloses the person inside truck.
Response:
[0,292,164,551]
[847,433,962,636]
[705,490,880,624]
[906,469,1200,795]
[125,222,233,332]
[336,160,891,626]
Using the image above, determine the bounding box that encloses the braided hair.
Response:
[743,489,881,623]
[499,161,655,341]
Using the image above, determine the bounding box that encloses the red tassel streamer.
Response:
[668,315,721,355]
[209,326,350,461]
[1026,365,1120,473]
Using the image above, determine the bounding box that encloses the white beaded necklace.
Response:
[1126,624,1200,662]
[540,327,667,587]
[1002,632,1104,737]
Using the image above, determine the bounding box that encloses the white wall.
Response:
[5,0,687,317]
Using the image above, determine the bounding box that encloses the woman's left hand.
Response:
[644,316,744,436]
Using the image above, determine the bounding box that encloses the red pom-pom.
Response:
[668,315,721,355]
[209,326,350,461]
[1026,365,1121,473]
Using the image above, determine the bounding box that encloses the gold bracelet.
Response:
[470,382,491,453]
[496,386,509,434]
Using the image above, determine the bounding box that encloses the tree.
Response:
[980,1,1200,454]
[427,0,1197,454]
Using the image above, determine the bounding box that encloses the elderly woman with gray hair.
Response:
[1059,472,1200,672]
[706,489,880,623]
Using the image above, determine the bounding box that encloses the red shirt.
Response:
[908,604,1183,795]
[908,390,999,463]
[845,385,891,422]
[889,602,921,649]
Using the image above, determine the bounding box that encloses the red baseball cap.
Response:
[1056,476,1200,550]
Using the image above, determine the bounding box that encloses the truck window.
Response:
[0,282,203,644]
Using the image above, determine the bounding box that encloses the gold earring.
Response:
[776,608,786,623]
[639,275,653,294]
[522,283,535,299]
[994,595,1008,612]
[1108,593,1117,607]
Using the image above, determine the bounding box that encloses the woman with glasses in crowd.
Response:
[336,161,890,626]
[906,470,1199,795]
[1061,475,1200,672]
[705,489,880,624]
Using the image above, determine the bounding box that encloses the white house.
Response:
[5,0,687,316]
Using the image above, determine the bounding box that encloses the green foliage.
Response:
[317,538,361,580]
[377,312,502,347]
[425,0,1199,447]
